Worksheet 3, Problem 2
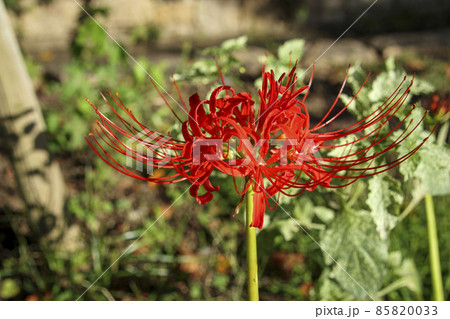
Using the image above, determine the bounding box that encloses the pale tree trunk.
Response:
[0,0,66,242]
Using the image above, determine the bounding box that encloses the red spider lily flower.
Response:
[237,67,433,228]
[87,66,432,229]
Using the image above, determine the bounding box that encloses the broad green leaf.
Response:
[367,175,403,239]
[368,58,434,108]
[368,69,406,105]
[320,210,388,299]
[393,108,431,179]
[414,142,450,195]
[341,59,434,121]
[393,111,450,196]
[396,258,422,299]
[317,268,354,301]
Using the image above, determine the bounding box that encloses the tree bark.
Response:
[0,0,66,242]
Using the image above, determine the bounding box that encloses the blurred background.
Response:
[0,0,449,300]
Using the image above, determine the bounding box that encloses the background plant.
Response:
[0,12,448,300]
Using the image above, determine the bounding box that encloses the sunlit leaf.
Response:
[0,279,20,299]
[320,210,389,299]
[414,142,450,195]
[278,39,305,65]
[367,175,403,239]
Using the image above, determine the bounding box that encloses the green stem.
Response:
[246,187,259,301]
[425,194,444,301]
[398,188,426,222]
[376,278,414,300]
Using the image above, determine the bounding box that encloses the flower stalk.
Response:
[246,186,259,301]
[425,192,444,301]
[425,119,446,301]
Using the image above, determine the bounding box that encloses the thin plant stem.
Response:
[376,278,413,300]
[398,187,426,222]
[425,120,447,301]
[246,187,259,301]
[425,194,444,301]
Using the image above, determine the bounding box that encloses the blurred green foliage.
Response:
[1,12,449,301]
[44,18,170,152]
[254,38,306,89]
[174,35,248,87]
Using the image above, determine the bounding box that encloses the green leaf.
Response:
[270,219,299,241]
[368,58,434,107]
[317,268,355,301]
[189,282,202,299]
[377,251,423,299]
[221,35,248,52]
[414,142,450,196]
[291,196,315,222]
[394,114,450,196]
[368,69,406,105]
[255,38,306,87]
[396,258,423,299]
[278,39,305,64]
[0,278,20,299]
[45,111,60,134]
[132,58,149,84]
[212,274,229,291]
[313,206,335,224]
[393,108,430,177]
[320,210,389,299]
[367,175,403,239]
[341,59,434,121]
